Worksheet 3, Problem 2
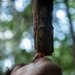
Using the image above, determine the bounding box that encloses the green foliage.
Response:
[0,0,75,75]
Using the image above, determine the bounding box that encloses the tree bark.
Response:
[33,0,54,56]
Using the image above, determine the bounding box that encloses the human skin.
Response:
[10,58,62,75]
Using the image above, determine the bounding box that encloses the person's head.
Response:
[5,58,62,75]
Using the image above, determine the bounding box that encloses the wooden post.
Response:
[33,0,54,56]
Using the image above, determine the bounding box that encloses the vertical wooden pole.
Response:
[33,0,54,56]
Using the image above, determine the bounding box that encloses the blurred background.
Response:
[0,0,75,75]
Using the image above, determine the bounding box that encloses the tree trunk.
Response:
[33,0,54,56]
[64,0,75,72]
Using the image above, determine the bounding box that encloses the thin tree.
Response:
[64,0,75,72]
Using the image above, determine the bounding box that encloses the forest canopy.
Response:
[0,0,75,75]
